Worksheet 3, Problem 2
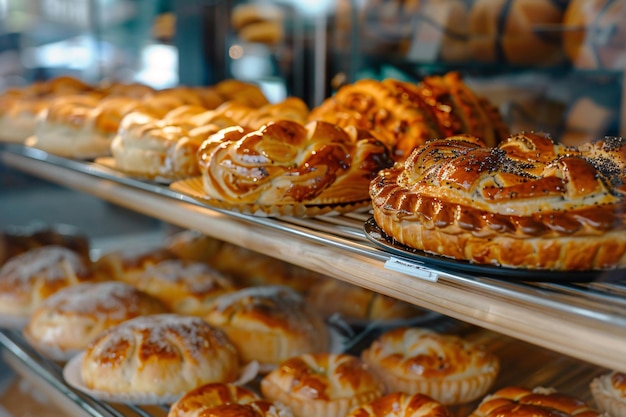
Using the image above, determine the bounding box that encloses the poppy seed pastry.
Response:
[80,314,240,396]
[361,327,499,405]
[469,386,601,417]
[346,392,454,417]
[204,286,329,367]
[0,246,97,318]
[590,371,626,417]
[261,353,384,417]
[168,382,293,417]
[370,133,626,270]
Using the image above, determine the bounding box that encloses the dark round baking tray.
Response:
[364,217,622,282]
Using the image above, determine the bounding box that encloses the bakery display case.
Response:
[1,1,626,416]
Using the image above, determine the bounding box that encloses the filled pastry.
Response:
[346,392,453,417]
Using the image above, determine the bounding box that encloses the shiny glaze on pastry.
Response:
[347,392,453,417]
[370,133,626,270]
[198,119,394,205]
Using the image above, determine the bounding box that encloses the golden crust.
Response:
[261,353,384,417]
[370,134,626,270]
[204,286,328,366]
[590,371,626,417]
[81,314,240,396]
[198,119,393,206]
[361,327,499,405]
[469,386,600,417]
[347,392,454,417]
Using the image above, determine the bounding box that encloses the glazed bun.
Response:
[347,392,453,417]
[370,133,626,270]
[81,314,240,396]
[361,327,499,405]
[204,286,329,366]
[261,353,384,417]
[24,281,168,359]
[168,382,293,417]
[469,386,600,417]
[590,371,626,417]
[0,246,96,318]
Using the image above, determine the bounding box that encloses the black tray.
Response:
[364,218,623,282]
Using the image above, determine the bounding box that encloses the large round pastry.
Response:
[469,386,600,417]
[204,286,328,367]
[80,314,239,397]
[361,327,499,405]
[346,392,453,417]
[261,353,384,417]
[309,72,509,161]
[370,133,626,270]
[24,281,168,359]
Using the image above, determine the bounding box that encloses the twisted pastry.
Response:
[469,386,600,417]
[198,120,394,208]
[370,133,626,270]
[309,72,509,161]
[347,392,453,417]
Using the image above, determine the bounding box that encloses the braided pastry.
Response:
[361,327,499,405]
[590,371,626,417]
[370,133,626,270]
[469,386,600,417]
[309,72,509,161]
[168,382,293,417]
[261,353,384,417]
[197,120,393,211]
[347,392,453,417]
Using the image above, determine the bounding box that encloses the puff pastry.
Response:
[261,353,384,417]
[469,386,600,417]
[361,327,499,405]
[370,133,626,270]
[198,120,394,208]
[590,371,626,417]
[347,392,453,417]
[309,72,509,161]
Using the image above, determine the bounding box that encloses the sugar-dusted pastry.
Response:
[168,382,293,417]
[361,327,499,405]
[590,371,626,417]
[204,286,329,366]
[347,392,453,417]
[370,133,626,270]
[0,246,97,318]
[80,314,239,396]
[24,281,168,359]
[261,353,384,417]
[469,386,600,417]
[197,119,394,213]
[309,72,509,161]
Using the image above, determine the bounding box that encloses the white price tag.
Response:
[384,257,439,282]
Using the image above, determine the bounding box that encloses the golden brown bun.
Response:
[164,230,224,264]
[309,73,509,161]
[469,386,600,417]
[590,371,626,417]
[468,0,567,65]
[361,327,499,405]
[563,0,626,70]
[210,97,309,129]
[306,278,424,322]
[204,286,329,366]
[97,81,155,99]
[168,382,294,417]
[81,314,239,396]
[0,246,97,317]
[261,353,384,417]
[24,281,168,355]
[198,120,393,207]
[347,392,454,417]
[370,133,626,270]
[213,79,269,108]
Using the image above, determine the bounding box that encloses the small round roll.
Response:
[347,392,453,417]
[81,314,240,397]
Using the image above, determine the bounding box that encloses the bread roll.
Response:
[590,371,626,417]
[0,246,97,317]
[469,386,600,417]
[261,353,384,417]
[24,281,168,358]
[81,314,239,396]
[370,133,626,270]
[204,286,329,366]
[361,327,499,405]
[164,230,224,264]
[347,392,454,417]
